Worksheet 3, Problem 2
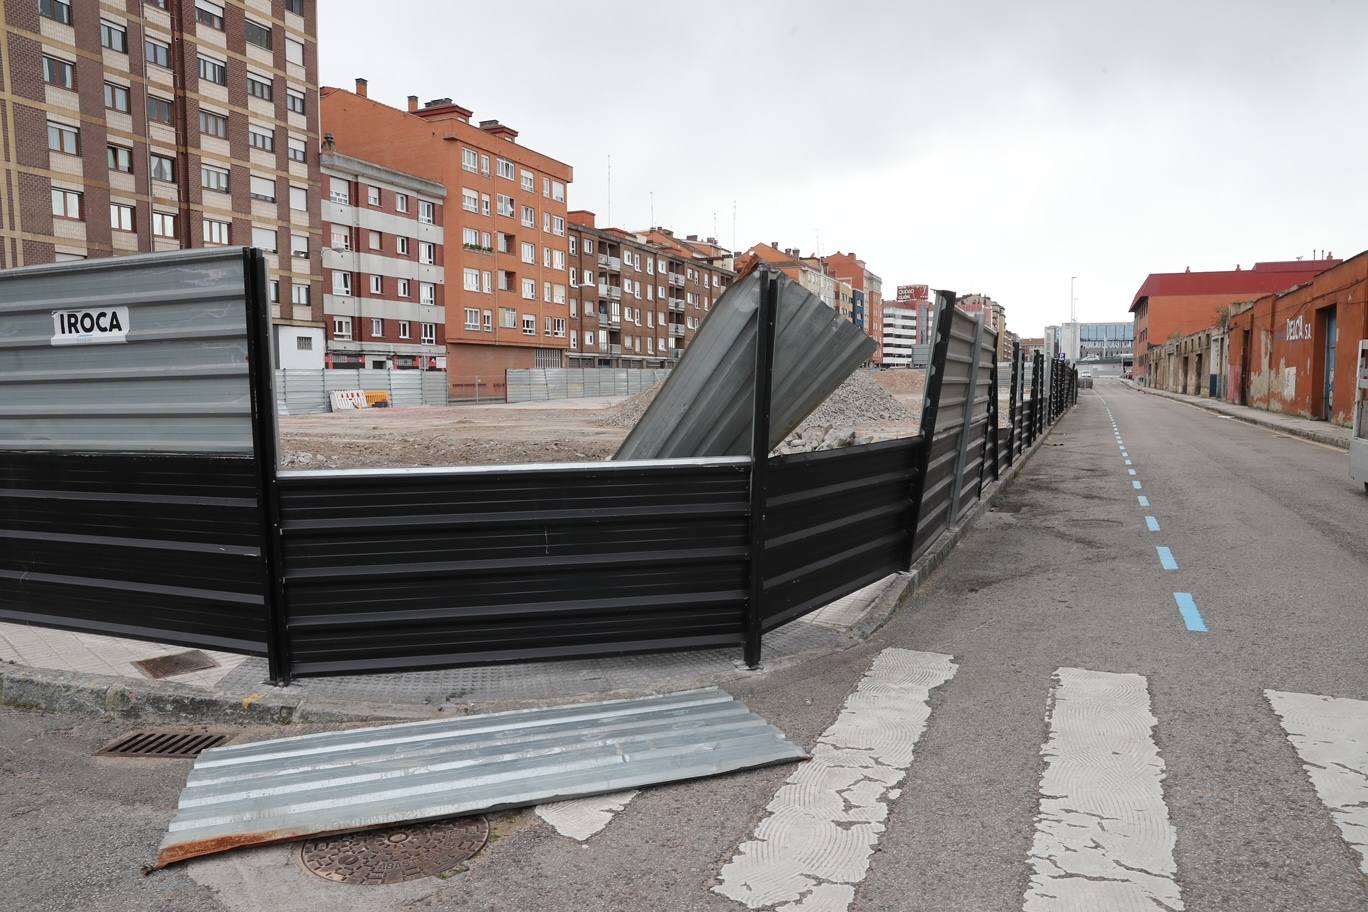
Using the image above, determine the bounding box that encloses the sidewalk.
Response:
[1124,381,1352,450]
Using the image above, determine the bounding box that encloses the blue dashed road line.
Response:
[1145,516,1160,532]
[1174,592,1208,632]
[1156,546,1179,571]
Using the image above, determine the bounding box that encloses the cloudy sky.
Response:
[319,1,1368,337]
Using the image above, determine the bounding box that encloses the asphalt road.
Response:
[3,378,1366,912]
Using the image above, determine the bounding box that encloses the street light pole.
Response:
[1070,276,1077,324]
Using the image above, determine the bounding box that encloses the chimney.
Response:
[322,132,335,152]
[479,119,519,141]
[355,77,368,97]
[407,95,418,112]
[706,237,717,245]
[427,97,453,108]
[686,234,698,241]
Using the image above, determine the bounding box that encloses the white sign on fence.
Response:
[329,390,368,411]
[51,306,130,346]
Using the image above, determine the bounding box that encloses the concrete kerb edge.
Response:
[0,411,1069,725]
[1124,382,1350,451]
[848,412,1065,641]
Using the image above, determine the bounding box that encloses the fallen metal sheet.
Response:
[156,687,805,867]
[614,270,876,460]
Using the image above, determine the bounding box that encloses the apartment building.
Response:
[0,0,323,365]
[320,150,445,370]
[320,79,573,397]
[884,284,936,363]
[824,251,884,355]
[565,213,732,367]
[737,243,840,310]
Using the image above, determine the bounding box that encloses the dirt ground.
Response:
[280,369,933,470]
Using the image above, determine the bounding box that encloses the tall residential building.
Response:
[319,150,446,370]
[566,214,732,368]
[1129,258,1337,383]
[0,0,324,364]
[887,284,935,356]
[320,79,573,398]
[736,243,839,310]
[824,251,883,358]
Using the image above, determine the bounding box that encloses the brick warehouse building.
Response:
[1129,258,1337,383]
[565,214,732,368]
[320,150,446,370]
[0,0,324,364]
[1226,251,1367,426]
[320,79,573,399]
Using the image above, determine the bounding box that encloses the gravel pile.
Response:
[594,383,663,429]
[795,370,915,430]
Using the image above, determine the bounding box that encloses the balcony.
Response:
[608,344,622,356]
[668,298,685,313]
[601,285,622,301]
[668,273,685,287]
[670,324,685,337]
[597,253,607,266]
[599,311,621,329]
[604,255,622,272]
[671,348,683,360]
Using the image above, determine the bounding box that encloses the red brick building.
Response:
[1130,259,1338,383]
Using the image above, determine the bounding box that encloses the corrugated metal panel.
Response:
[0,452,269,654]
[157,687,805,866]
[0,249,254,453]
[953,322,998,522]
[421,371,448,406]
[389,371,423,408]
[761,438,922,630]
[912,308,973,560]
[615,271,876,460]
[276,457,752,676]
[505,368,672,403]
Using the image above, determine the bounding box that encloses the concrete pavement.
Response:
[3,378,1367,911]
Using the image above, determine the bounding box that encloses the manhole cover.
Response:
[132,650,218,679]
[299,817,489,885]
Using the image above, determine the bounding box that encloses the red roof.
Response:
[1129,259,1338,312]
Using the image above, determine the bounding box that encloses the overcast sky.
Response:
[319,1,1368,337]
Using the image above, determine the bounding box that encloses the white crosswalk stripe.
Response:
[712,648,956,911]
[1023,668,1183,911]
[1267,690,1368,875]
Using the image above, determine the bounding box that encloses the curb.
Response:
[0,415,1068,726]
[1122,382,1350,451]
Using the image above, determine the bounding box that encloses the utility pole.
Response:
[1070,276,1077,324]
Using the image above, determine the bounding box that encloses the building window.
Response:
[521,205,534,227]
[497,194,515,217]
[397,236,409,255]
[199,109,228,138]
[368,230,382,250]
[287,137,307,163]
[550,180,566,202]
[398,320,411,338]
[202,218,230,245]
[421,323,436,344]
[365,185,380,205]
[195,1,224,27]
[286,0,303,14]
[151,211,176,238]
[520,170,534,192]
[496,158,515,180]
[198,55,227,86]
[245,19,272,49]
[420,242,436,265]
[109,202,134,231]
[291,283,311,307]
[330,227,350,249]
[144,38,170,68]
[40,0,72,24]
[371,318,384,337]
[333,316,352,340]
[521,278,535,300]
[462,226,479,247]
[419,200,435,224]
[521,315,536,336]
[463,268,480,292]
[397,280,410,298]
[146,94,172,123]
[553,249,566,270]
[291,234,309,257]
[46,122,79,155]
[100,21,128,53]
[287,88,306,114]
[329,176,350,204]
[247,72,273,100]
[43,56,76,90]
[333,272,352,295]
[102,83,129,112]
[248,124,274,152]
[480,194,490,215]
[482,271,492,293]
[149,154,175,182]
[202,164,230,193]
[251,226,277,253]
[480,154,490,175]
[250,175,276,202]
[107,144,133,173]
[369,274,382,294]
[285,38,305,66]
[520,242,535,264]
[464,307,480,330]
[395,193,409,213]
[584,239,594,255]
[420,283,435,304]
[461,188,479,212]
[50,188,82,220]
[462,148,478,173]
[552,216,565,236]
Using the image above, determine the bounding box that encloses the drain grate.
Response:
[98,730,231,759]
[132,650,218,679]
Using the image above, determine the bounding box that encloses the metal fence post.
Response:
[904,290,954,567]
[1033,352,1044,438]
[1007,341,1020,464]
[948,317,983,522]
[743,270,779,669]
[241,249,292,686]
[988,338,1001,481]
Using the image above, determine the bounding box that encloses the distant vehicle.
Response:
[1078,370,1094,389]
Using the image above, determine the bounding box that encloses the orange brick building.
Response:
[1227,252,1368,426]
[321,79,574,397]
[1130,259,1337,383]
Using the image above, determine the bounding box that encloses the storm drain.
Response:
[132,650,218,679]
[298,817,490,885]
[98,731,231,759]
